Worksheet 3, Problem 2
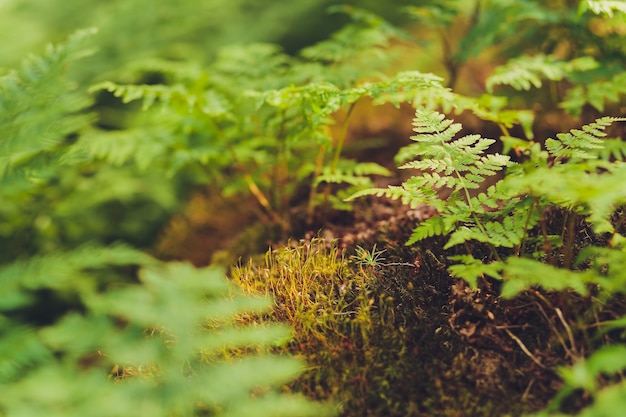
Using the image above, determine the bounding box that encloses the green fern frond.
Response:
[0,243,153,383]
[448,255,503,289]
[582,0,626,17]
[300,5,403,64]
[365,71,446,107]
[314,161,391,187]
[350,108,512,250]
[91,81,197,111]
[0,28,97,180]
[446,213,527,249]
[500,258,594,298]
[406,216,448,245]
[70,127,177,170]
[596,138,626,161]
[560,72,626,116]
[486,54,598,93]
[345,185,434,209]
[399,109,510,192]
[546,116,626,162]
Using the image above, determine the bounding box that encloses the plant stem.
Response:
[321,100,359,212]
[331,100,358,173]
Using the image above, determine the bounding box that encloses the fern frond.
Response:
[582,0,626,17]
[406,216,448,245]
[448,255,503,289]
[399,109,510,192]
[597,138,626,161]
[315,161,391,187]
[560,72,626,117]
[486,54,598,92]
[500,258,594,298]
[546,116,626,162]
[345,185,433,209]
[300,5,403,64]
[91,81,198,111]
[0,28,97,180]
[365,71,446,107]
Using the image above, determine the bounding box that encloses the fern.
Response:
[1,257,329,417]
[0,28,96,181]
[545,116,626,162]
[299,5,407,86]
[406,216,449,245]
[560,72,626,117]
[350,108,513,247]
[500,257,595,298]
[91,81,197,111]
[448,255,504,289]
[581,0,626,17]
[486,54,598,93]
[400,109,511,193]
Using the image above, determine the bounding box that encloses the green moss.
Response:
[232,238,544,416]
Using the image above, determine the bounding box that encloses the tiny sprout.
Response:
[351,244,415,268]
[352,244,387,267]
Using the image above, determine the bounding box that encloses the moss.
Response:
[231,238,548,416]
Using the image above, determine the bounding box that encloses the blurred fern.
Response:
[0,27,96,181]
[560,72,626,117]
[1,254,330,417]
[486,54,598,93]
[0,30,330,417]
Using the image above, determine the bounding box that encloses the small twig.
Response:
[534,301,572,359]
[521,378,535,402]
[555,307,579,358]
[503,328,547,369]
[377,262,416,268]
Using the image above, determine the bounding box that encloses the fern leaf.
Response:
[583,0,626,16]
[546,116,626,162]
[300,5,403,64]
[91,81,198,111]
[560,72,626,117]
[486,54,598,93]
[501,258,594,298]
[0,29,97,180]
[406,216,448,245]
[315,160,391,187]
[346,185,431,209]
[448,255,503,289]
[399,110,510,192]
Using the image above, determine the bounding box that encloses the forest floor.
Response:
[152,108,625,416]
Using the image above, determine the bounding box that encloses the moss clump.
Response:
[232,238,547,416]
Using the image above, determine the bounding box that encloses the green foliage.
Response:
[349,108,513,248]
[0,28,96,180]
[545,116,625,162]
[0,31,329,417]
[80,16,446,228]
[486,55,598,93]
[560,72,626,117]
[0,29,180,258]
[0,251,328,417]
[581,0,626,17]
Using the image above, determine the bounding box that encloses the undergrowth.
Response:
[232,238,542,417]
[2,1,626,417]
[0,29,329,417]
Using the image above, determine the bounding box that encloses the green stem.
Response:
[518,197,539,257]
[331,100,358,173]
[321,100,360,212]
